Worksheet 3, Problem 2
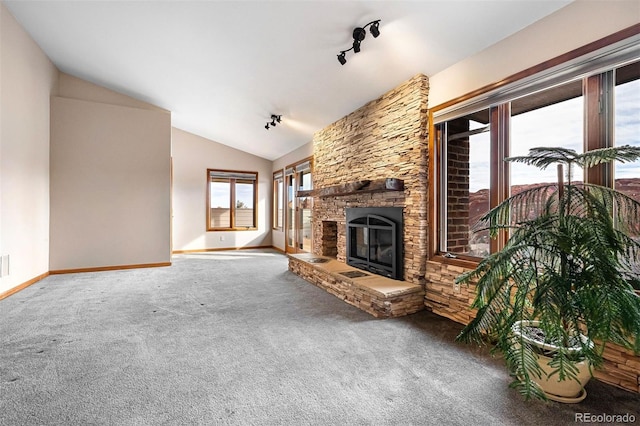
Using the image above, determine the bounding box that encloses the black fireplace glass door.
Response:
[369,228,393,267]
[346,207,403,280]
[349,225,368,260]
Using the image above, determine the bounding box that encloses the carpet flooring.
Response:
[1,249,638,425]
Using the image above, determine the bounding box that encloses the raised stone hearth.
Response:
[289,253,425,318]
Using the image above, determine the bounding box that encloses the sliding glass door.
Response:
[285,158,313,254]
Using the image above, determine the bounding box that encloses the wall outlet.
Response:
[0,255,9,277]
[453,281,460,294]
[219,235,225,241]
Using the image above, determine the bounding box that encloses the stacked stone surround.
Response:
[595,341,640,393]
[424,260,477,325]
[289,254,424,318]
[311,74,429,286]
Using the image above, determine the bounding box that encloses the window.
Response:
[614,61,640,280]
[431,36,640,262]
[273,170,284,230]
[615,61,640,205]
[509,80,584,219]
[207,169,257,231]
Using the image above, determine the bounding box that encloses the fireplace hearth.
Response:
[346,207,403,280]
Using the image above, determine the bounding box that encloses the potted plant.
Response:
[455,145,640,402]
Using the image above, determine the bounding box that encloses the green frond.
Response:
[576,145,640,169]
[505,146,581,170]
[503,336,547,400]
[505,145,640,170]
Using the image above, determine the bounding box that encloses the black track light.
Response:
[336,19,381,66]
[352,27,365,53]
[352,40,361,53]
[265,114,283,130]
[370,21,380,38]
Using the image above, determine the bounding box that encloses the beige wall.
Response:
[271,141,313,252]
[272,141,313,172]
[171,127,272,251]
[50,82,171,270]
[428,0,640,107]
[0,3,58,294]
[58,73,167,112]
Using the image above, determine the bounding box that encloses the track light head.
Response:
[275,115,281,123]
[352,40,361,53]
[265,123,270,130]
[337,52,347,65]
[370,21,380,38]
[271,119,276,127]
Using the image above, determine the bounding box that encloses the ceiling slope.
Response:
[4,0,572,160]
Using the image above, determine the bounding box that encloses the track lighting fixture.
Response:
[337,52,347,65]
[264,114,282,130]
[336,19,381,65]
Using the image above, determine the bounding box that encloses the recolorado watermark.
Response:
[575,412,636,423]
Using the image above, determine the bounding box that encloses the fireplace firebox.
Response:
[346,207,403,280]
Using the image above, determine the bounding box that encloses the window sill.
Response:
[207,227,258,232]
[429,254,479,270]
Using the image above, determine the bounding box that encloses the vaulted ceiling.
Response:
[4,0,572,160]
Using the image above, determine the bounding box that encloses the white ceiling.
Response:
[4,0,572,160]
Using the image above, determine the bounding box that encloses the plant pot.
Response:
[512,320,592,403]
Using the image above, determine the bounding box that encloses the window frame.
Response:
[206,168,258,231]
[428,25,640,268]
[272,170,284,231]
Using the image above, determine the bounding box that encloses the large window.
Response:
[615,61,640,205]
[207,169,257,231]
[432,51,639,262]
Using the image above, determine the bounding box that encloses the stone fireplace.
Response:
[310,74,429,287]
[288,74,429,318]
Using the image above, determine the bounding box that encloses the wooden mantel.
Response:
[297,178,404,198]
